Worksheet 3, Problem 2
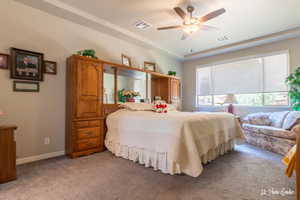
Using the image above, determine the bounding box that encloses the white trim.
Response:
[195,105,291,109]
[16,151,65,165]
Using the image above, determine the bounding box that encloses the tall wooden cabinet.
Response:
[66,55,105,158]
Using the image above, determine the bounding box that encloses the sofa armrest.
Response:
[291,124,300,199]
[291,124,300,138]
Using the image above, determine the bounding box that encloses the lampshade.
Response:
[224,94,238,104]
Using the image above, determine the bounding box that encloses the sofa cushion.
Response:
[242,112,272,126]
[268,111,290,128]
[243,129,296,155]
[282,111,300,130]
[242,123,296,140]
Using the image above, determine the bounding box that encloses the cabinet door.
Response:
[76,59,102,118]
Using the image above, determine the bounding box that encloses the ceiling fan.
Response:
[157,6,226,40]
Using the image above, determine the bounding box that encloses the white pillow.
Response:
[119,103,153,111]
[167,104,177,112]
[282,111,300,130]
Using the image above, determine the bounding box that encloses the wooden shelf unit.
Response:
[66,55,181,158]
[151,73,181,108]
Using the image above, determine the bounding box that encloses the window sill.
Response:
[195,105,291,109]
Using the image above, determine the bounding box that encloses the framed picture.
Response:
[0,54,9,70]
[10,48,44,81]
[121,54,132,67]
[13,81,39,92]
[144,62,156,72]
[44,60,57,75]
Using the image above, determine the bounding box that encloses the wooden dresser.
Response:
[66,55,105,158]
[0,126,17,184]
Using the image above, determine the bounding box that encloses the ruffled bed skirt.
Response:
[105,139,235,176]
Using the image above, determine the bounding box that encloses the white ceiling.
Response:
[17,0,300,60]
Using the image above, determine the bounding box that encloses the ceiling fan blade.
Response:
[199,8,226,23]
[157,25,182,30]
[174,7,187,20]
[181,33,190,40]
[198,25,219,31]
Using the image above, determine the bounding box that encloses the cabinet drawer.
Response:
[89,120,101,127]
[76,127,101,140]
[74,121,89,128]
[74,120,102,128]
[76,138,101,151]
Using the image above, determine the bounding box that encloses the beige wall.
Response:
[0,1,182,159]
[182,37,300,111]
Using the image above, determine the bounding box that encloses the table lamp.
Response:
[224,94,238,114]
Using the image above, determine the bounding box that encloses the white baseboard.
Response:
[16,151,65,165]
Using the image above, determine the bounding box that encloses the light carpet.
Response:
[0,144,296,200]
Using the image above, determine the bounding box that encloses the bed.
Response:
[105,104,245,177]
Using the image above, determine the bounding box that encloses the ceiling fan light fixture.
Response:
[183,24,199,34]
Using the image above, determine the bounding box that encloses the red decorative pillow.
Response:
[153,101,168,113]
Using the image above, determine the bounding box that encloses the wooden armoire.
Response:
[66,55,105,158]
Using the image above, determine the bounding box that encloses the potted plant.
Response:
[286,67,300,110]
[77,49,98,59]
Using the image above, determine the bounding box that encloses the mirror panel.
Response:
[117,68,147,103]
[103,65,116,104]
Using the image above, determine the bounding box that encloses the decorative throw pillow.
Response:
[269,111,290,128]
[242,112,272,126]
[119,103,153,111]
[153,101,168,113]
[282,111,300,130]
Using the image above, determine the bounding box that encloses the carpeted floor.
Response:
[0,144,296,200]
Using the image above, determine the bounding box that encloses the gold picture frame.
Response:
[13,81,39,92]
[44,60,57,75]
[144,62,156,72]
[121,54,132,67]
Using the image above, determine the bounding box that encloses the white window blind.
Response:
[263,54,288,92]
[196,52,288,96]
[196,67,211,96]
[212,58,263,95]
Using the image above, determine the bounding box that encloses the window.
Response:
[196,52,289,106]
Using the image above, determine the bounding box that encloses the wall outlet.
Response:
[44,137,50,145]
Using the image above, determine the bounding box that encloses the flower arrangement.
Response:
[154,101,168,113]
[122,90,140,98]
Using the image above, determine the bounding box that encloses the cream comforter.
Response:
[105,110,245,177]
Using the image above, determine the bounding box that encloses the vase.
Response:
[127,98,135,102]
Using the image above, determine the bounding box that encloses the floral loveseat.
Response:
[242,111,300,155]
